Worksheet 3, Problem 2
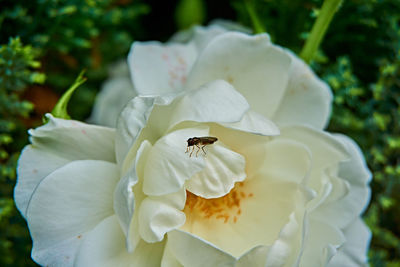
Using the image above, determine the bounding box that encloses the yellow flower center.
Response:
[183,182,253,224]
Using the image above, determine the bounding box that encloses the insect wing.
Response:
[200,136,218,144]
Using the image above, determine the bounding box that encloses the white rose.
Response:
[15,24,371,267]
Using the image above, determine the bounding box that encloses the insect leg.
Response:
[185,145,189,153]
[196,144,201,157]
[201,145,206,155]
[189,146,194,157]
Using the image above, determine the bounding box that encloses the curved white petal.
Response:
[327,218,371,267]
[89,76,136,127]
[15,115,116,218]
[116,96,155,166]
[75,215,165,267]
[272,51,333,129]
[209,124,273,179]
[32,236,82,267]
[186,32,291,119]
[280,125,350,192]
[299,219,346,267]
[138,188,186,243]
[113,140,152,240]
[169,80,250,128]
[30,114,116,162]
[170,24,229,52]
[220,110,280,136]
[143,127,208,196]
[259,137,312,184]
[185,143,246,198]
[26,160,119,265]
[161,244,183,267]
[128,41,197,96]
[310,134,372,229]
[181,172,312,258]
[166,230,237,267]
[236,246,270,267]
[265,212,306,267]
[280,126,349,170]
[336,134,372,186]
[170,21,251,51]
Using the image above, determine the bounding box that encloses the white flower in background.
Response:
[89,60,136,127]
[15,24,371,267]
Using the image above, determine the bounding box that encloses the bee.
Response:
[186,136,218,157]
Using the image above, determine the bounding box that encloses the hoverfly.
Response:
[185,136,218,157]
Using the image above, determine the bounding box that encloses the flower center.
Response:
[183,182,253,224]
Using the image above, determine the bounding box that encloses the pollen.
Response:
[183,182,253,224]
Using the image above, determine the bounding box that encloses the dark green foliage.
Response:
[1,0,149,119]
[0,38,43,267]
[1,0,399,266]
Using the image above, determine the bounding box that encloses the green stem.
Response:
[244,0,265,34]
[300,0,343,63]
[49,70,87,121]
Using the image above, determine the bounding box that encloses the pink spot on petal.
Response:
[162,53,169,60]
[81,129,87,135]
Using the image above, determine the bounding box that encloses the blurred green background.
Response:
[0,0,399,266]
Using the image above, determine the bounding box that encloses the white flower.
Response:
[15,24,371,267]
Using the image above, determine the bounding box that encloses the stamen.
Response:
[184,182,254,224]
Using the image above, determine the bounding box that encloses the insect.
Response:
[185,136,218,157]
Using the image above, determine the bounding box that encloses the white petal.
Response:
[169,80,250,128]
[32,236,81,267]
[26,160,119,264]
[186,32,291,119]
[272,52,333,129]
[15,146,69,218]
[209,124,274,178]
[310,134,371,229]
[265,213,305,267]
[138,188,186,243]
[89,76,136,127]
[75,215,165,267]
[260,137,312,184]
[209,19,252,34]
[166,230,237,267]
[126,140,153,252]
[181,174,312,258]
[220,110,280,136]
[15,115,115,218]
[115,96,154,166]
[128,41,197,96]
[236,246,270,267]
[161,245,183,267]
[327,218,371,267]
[299,219,346,267]
[186,143,246,198]
[143,127,208,196]
[335,134,372,186]
[30,114,116,162]
[170,24,229,52]
[113,140,152,240]
[170,22,250,51]
[280,125,350,191]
